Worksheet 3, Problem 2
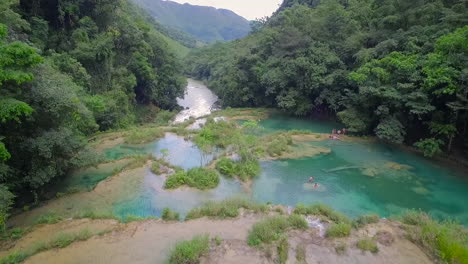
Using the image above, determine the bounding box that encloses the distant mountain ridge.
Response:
[133,0,251,43]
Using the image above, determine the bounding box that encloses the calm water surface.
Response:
[67,80,468,223]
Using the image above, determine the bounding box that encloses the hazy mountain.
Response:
[133,0,251,43]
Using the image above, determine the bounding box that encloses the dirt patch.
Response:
[374,231,395,246]
[23,215,264,264]
[1,215,435,264]
[201,239,271,264]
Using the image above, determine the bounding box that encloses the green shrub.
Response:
[248,216,290,246]
[164,170,190,189]
[294,203,351,224]
[215,157,237,177]
[277,236,289,264]
[168,235,210,264]
[186,198,267,220]
[326,222,352,238]
[403,210,468,264]
[354,214,380,228]
[356,238,379,253]
[237,160,261,181]
[162,208,180,221]
[0,185,14,232]
[262,133,293,157]
[287,215,308,230]
[187,168,219,190]
[35,212,63,225]
[164,168,219,190]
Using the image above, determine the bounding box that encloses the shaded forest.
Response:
[186,0,468,159]
[0,0,186,229]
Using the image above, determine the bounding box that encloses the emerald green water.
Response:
[253,140,468,223]
[52,80,468,224]
[102,120,468,223]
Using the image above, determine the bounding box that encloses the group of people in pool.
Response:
[308,176,320,188]
[329,128,347,140]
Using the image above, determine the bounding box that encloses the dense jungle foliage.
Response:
[186,0,468,158]
[0,0,186,230]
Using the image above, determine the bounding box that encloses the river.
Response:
[12,79,468,225]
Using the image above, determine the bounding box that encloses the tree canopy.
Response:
[186,0,468,158]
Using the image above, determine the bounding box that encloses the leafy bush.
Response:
[164,168,219,190]
[403,210,468,264]
[186,198,267,220]
[187,168,219,190]
[354,214,380,228]
[414,138,443,157]
[162,208,180,221]
[215,157,237,177]
[237,159,261,181]
[164,170,190,189]
[168,235,210,264]
[248,216,290,246]
[261,133,293,157]
[0,185,14,232]
[356,238,379,253]
[326,222,352,238]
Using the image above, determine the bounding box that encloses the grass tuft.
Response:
[277,236,289,264]
[326,222,352,238]
[168,235,210,264]
[354,214,380,228]
[294,203,351,224]
[296,244,306,263]
[247,215,308,246]
[402,210,468,264]
[356,238,379,253]
[185,198,267,220]
[34,212,63,225]
[162,208,180,221]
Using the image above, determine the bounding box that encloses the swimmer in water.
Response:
[309,177,314,183]
[314,183,319,188]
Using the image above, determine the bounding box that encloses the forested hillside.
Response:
[0,0,186,229]
[133,0,251,43]
[186,0,468,158]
